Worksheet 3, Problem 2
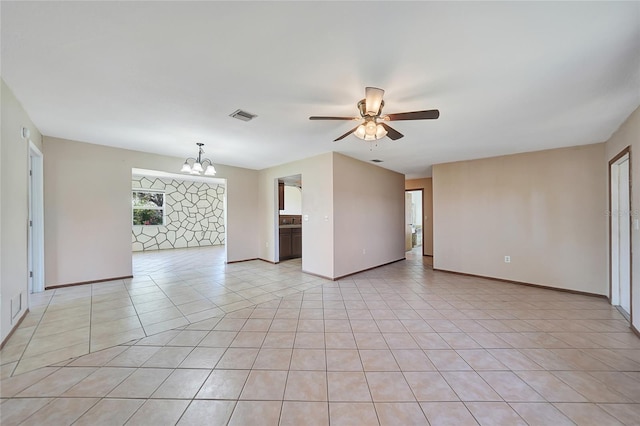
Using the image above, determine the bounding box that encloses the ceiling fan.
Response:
[309,87,439,142]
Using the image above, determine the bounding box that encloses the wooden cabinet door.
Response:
[291,228,302,257]
[279,228,292,259]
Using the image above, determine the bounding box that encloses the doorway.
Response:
[130,168,227,263]
[405,189,423,255]
[610,147,632,320]
[276,174,302,264]
[28,142,45,293]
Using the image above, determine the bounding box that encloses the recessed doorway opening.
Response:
[276,174,302,265]
[405,189,423,256]
[131,168,227,263]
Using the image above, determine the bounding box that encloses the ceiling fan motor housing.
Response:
[358,99,384,117]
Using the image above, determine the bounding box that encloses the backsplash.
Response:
[279,214,301,225]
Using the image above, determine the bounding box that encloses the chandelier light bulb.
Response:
[204,165,217,176]
[192,162,204,173]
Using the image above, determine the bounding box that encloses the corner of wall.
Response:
[1,79,43,342]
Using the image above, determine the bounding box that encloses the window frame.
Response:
[132,189,166,226]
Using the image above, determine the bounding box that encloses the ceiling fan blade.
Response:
[334,125,361,142]
[365,87,385,115]
[380,123,404,140]
[386,109,440,121]
[309,116,359,120]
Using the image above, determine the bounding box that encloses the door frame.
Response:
[28,141,45,293]
[405,188,425,256]
[274,178,281,262]
[274,175,303,263]
[609,146,632,323]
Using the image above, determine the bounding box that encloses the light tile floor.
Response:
[1,246,639,425]
[1,246,319,376]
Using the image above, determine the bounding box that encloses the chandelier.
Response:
[180,143,216,176]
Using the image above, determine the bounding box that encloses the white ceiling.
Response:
[2,1,639,178]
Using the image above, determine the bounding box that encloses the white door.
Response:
[611,152,631,317]
[28,143,44,293]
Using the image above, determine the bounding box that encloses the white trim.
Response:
[28,141,45,293]
[222,178,228,264]
[132,167,225,185]
[274,178,280,262]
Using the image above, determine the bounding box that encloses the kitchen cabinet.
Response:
[279,228,292,259]
[279,226,301,260]
[291,228,302,257]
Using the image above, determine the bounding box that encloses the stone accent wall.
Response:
[132,176,225,251]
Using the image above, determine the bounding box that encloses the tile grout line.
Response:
[9,288,60,377]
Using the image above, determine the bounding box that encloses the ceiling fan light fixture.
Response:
[354,120,387,141]
[364,120,377,136]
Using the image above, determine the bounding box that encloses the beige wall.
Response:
[1,80,43,342]
[258,153,334,278]
[257,152,405,279]
[333,153,406,278]
[43,137,259,286]
[605,106,640,331]
[405,178,434,256]
[433,143,607,295]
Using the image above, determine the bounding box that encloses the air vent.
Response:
[229,109,257,122]
[371,159,383,163]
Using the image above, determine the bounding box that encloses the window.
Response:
[132,190,165,226]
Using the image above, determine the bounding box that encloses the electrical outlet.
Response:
[362,248,366,255]
[266,242,269,247]
[504,256,511,263]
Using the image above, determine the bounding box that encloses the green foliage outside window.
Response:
[132,191,164,225]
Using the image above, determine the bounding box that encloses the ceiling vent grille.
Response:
[229,109,257,122]
[371,159,383,163]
